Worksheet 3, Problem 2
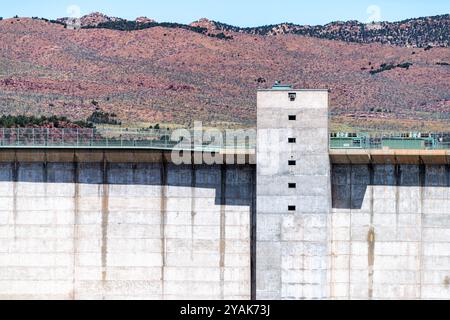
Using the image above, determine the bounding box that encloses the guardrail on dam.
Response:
[0,127,256,153]
[2,87,450,300]
[3,127,450,152]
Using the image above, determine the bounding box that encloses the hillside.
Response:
[202,14,450,48]
[0,16,449,131]
[56,12,156,28]
[56,13,450,48]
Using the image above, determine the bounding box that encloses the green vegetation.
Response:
[207,15,450,48]
[397,62,413,69]
[0,109,123,129]
[84,21,192,32]
[139,124,170,131]
[87,110,122,125]
[208,32,233,40]
[369,107,393,113]
[0,115,93,128]
[370,63,395,74]
[33,17,66,26]
[256,77,266,84]
[370,62,413,75]
[79,21,233,40]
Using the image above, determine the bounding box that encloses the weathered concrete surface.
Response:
[3,146,450,300]
[0,149,256,165]
[330,149,450,165]
[331,164,450,300]
[0,160,254,300]
[256,89,331,299]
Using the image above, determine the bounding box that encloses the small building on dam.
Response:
[1,84,450,300]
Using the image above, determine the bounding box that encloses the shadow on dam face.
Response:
[332,163,449,210]
[0,162,256,207]
[0,157,257,299]
[5,161,450,211]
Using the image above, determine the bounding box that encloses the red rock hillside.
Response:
[0,17,449,131]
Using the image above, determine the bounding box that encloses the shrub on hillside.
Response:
[81,21,233,40]
[0,115,93,128]
[87,110,122,125]
[370,62,413,75]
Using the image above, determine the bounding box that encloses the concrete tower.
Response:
[256,83,331,299]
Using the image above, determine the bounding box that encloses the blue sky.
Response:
[2,0,449,26]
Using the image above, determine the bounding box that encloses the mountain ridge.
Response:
[0,16,449,131]
[56,12,156,27]
[46,12,450,48]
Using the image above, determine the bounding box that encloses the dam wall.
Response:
[0,150,255,300]
[331,164,450,300]
[2,149,450,300]
[2,86,450,300]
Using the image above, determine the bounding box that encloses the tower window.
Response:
[288,138,296,143]
[288,183,297,189]
[289,93,297,101]
[289,115,296,121]
[288,206,296,211]
[288,160,296,166]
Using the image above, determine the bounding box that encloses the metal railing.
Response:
[0,128,256,152]
[329,133,450,150]
[2,128,450,151]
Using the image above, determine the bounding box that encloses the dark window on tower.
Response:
[289,93,297,101]
[289,115,296,121]
[288,183,297,189]
[288,206,296,211]
[288,138,296,143]
[288,160,296,166]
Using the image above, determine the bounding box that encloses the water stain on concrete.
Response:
[160,155,168,299]
[250,167,257,300]
[101,157,110,284]
[418,164,426,298]
[71,157,80,300]
[367,227,376,299]
[395,165,401,236]
[444,276,450,288]
[190,160,197,260]
[12,159,18,240]
[219,164,227,300]
[368,164,375,299]
[346,165,353,299]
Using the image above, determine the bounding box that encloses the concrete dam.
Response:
[1,85,450,300]
[0,150,255,300]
